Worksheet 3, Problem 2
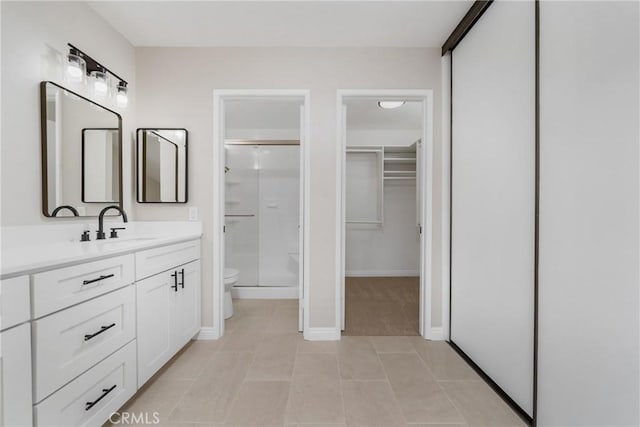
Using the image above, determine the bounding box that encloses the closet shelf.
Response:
[384,157,416,162]
[384,176,416,180]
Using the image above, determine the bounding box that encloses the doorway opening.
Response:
[338,90,433,338]
[213,91,310,338]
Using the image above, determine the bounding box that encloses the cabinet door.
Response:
[173,260,201,350]
[136,271,176,386]
[0,324,33,427]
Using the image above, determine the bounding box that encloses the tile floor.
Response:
[109,299,526,426]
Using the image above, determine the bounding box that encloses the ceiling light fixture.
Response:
[378,101,406,109]
[65,43,128,108]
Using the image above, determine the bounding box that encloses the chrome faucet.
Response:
[97,205,128,240]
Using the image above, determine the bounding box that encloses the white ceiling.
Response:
[346,99,422,129]
[88,1,470,47]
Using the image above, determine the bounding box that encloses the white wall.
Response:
[345,129,421,277]
[0,1,136,225]
[537,1,639,425]
[134,47,442,330]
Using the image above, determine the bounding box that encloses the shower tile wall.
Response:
[225,145,300,287]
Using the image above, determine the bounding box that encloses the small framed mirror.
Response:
[40,81,122,217]
[136,128,188,203]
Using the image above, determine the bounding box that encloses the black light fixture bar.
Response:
[67,43,128,87]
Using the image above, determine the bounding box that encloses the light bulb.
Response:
[90,70,109,99]
[116,83,128,108]
[65,53,86,83]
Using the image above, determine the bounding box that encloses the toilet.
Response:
[223,268,239,319]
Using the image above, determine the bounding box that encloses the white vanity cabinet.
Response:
[0,275,33,427]
[0,234,202,427]
[136,241,201,385]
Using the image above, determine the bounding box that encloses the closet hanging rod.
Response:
[224,139,299,146]
[225,214,255,217]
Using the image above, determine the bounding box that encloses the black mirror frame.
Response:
[135,128,188,204]
[40,81,123,218]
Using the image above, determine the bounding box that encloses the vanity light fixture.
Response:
[116,82,128,108]
[378,101,406,109]
[65,52,86,83]
[65,43,128,108]
[90,69,109,99]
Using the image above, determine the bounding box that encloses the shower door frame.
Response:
[212,90,310,338]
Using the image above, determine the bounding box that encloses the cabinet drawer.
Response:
[0,275,30,331]
[34,340,136,427]
[135,239,200,280]
[32,254,134,318]
[33,285,135,402]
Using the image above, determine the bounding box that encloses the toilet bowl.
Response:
[224,268,239,319]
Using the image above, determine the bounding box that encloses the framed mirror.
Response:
[136,128,188,203]
[40,81,122,217]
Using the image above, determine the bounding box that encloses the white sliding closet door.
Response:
[450,0,535,416]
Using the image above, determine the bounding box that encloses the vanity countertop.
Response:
[0,222,202,279]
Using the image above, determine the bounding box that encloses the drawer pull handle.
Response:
[83,274,115,285]
[84,323,116,341]
[85,384,116,411]
[179,268,185,289]
[171,271,178,292]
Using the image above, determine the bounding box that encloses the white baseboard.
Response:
[196,327,220,340]
[304,327,341,341]
[232,286,299,299]
[345,269,419,277]
[424,326,445,341]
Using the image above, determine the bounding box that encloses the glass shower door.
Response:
[224,144,300,287]
[224,145,259,286]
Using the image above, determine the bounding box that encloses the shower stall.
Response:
[224,141,300,292]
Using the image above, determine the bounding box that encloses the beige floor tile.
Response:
[219,329,264,352]
[297,340,338,354]
[286,425,347,427]
[116,379,192,425]
[439,381,527,427]
[338,337,386,380]
[293,353,340,380]
[266,306,299,334]
[233,299,279,317]
[341,380,404,426]
[224,380,291,426]
[225,315,270,335]
[168,352,253,423]
[246,333,299,380]
[369,336,415,353]
[160,341,220,381]
[411,338,479,381]
[379,353,464,424]
[285,377,345,424]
